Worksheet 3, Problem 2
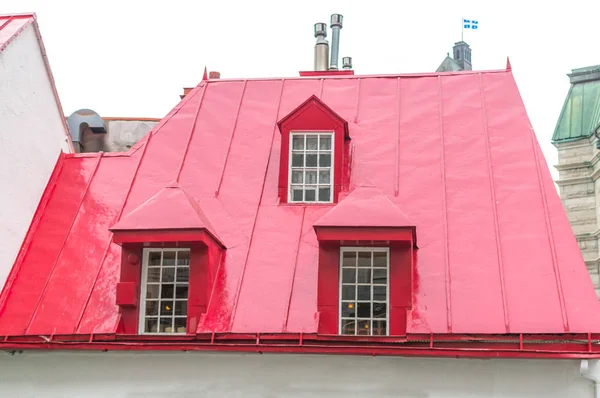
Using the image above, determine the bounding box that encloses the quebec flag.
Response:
[464,19,479,29]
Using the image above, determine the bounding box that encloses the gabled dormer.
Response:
[312,185,416,336]
[109,182,224,335]
[277,95,350,204]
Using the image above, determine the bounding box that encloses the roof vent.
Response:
[314,22,329,71]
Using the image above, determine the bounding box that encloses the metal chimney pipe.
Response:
[329,14,343,70]
[314,22,329,71]
[342,56,352,70]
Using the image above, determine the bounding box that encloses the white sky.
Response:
[3,0,600,172]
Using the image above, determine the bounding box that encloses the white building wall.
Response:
[0,352,592,397]
[0,23,70,289]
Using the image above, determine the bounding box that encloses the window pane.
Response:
[304,189,316,202]
[342,251,356,267]
[318,187,331,202]
[357,320,370,335]
[306,135,318,150]
[342,268,356,283]
[161,301,174,316]
[305,170,317,184]
[175,284,189,299]
[176,268,189,283]
[149,252,161,266]
[159,318,171,333]
[341,302,356,317]
[319,135,331,150]
[174,318,187,333]
[358,252,371,267]
[357,286,371,300]
[145,318,158,333]
[373,251,387,267]
[161,268,175,283]
[147,268,160,283]
[318,170,330,184]
[145,300,158,316]
[342,285,355,300]
[161,284,174,299]
[357,302,370,318]
[292,136,304,150]
[175,301,187,316]
[292,153,304,167]
[373,303,387,318]
[292,188,303,202]
[341,319,355,335]
[306,154,318,167]
[372,320,387,336]
[177,250,190,266]
[163,251,176,266]
[373,286,386,301]
[357,269,371,284]
[373,269,387,285]
[291,170,303,183]
[319,154,331,167]
[145,284,159,299]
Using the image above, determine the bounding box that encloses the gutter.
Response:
[581,360,600,397]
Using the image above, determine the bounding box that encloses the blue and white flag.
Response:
[463,19,478,29]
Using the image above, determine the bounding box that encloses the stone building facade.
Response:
[553,65,600,297]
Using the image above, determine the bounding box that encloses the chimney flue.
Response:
[342,56,352,70]
[329,14,343,70]
[314,22,329,71]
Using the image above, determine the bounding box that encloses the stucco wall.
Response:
[0,352,592,397]
[0,24,69,288]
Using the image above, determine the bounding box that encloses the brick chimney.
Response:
[209,71,221,79]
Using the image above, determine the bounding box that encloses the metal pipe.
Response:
[329,14,343,70]
[313,22,329,71]
[581,360,600,398]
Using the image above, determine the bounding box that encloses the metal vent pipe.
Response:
[329,14,343,70]
[314,22,329,71]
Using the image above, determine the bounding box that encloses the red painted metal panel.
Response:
[439,74,506,334]
[0,157,96,334]
[116,282,137,307]
[483,72,566,332]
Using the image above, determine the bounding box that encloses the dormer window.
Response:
[289,132,333,203]
[139,248,190,334]
[277,95,350,204]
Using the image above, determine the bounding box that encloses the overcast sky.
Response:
[4,0,600,172]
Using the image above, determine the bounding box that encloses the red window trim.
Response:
[315,226,414,336]
[115,240,222,335]
[317,242,413,336]
[277,95,350,204]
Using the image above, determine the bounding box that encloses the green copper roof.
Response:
[553,65,600,142]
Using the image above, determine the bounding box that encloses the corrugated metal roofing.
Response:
[1,70,600,338]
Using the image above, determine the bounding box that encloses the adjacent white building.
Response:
[0,13,73,288]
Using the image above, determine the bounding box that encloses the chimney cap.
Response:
[330,14,343,28]
[342,57,352,70]
[314,22,327,37]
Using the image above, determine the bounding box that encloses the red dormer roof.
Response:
[1,69,600,357]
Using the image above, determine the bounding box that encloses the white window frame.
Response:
[288,131,334,204]
[338,247,390,336]
[139,248,190,335]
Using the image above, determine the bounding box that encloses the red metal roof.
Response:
[2,69,600,347]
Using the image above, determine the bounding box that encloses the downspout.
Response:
[580,359,600,398]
